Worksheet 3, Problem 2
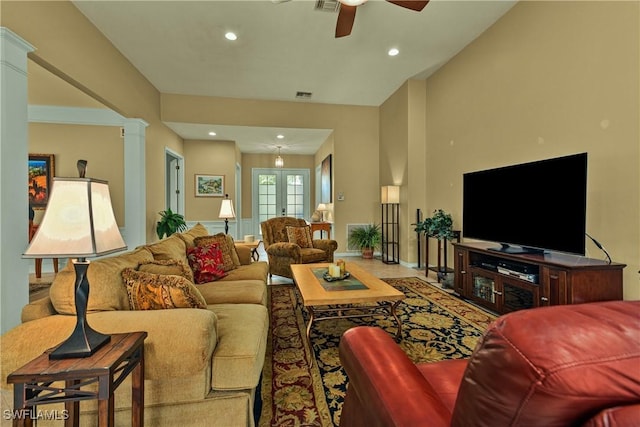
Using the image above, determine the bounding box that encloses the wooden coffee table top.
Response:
[291,263,405,306]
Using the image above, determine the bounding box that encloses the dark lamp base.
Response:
[49,326,110,360]
[49,259,111,360]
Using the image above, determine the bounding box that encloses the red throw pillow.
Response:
[186,244,228,284]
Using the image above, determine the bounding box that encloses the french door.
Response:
[252,168,310,235]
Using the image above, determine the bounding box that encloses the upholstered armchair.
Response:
[260,217,338,279]
[339,300,640,427]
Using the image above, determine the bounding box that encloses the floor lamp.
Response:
[381,185,400,264]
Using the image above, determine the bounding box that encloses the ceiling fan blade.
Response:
[386,1,429,12]
[335,4,357,38]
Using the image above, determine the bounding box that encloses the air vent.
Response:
[295,91,313,99]
[314,0,340,13]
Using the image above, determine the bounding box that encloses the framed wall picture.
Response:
[321,154,332,203]
[28,154,55,207]
[195,174,224,197]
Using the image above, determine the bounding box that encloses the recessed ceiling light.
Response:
[276,134,284,139]
[388,48,399,57]
[225,32,237,41]
[208,131,217,136]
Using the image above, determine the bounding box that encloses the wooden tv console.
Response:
[452,242,625,315]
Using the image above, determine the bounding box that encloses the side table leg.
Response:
[12,383,32,427]
[65,380,80,427]
[132,348,145,427]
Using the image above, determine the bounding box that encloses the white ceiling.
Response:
[71,0,517,154]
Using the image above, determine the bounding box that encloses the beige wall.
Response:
[162,94,379,250]
[3,0,185,242]
[28,123,125,224]
[423,1,639,299]
[183,139,237,222]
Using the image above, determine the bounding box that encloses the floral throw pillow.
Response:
[121,268,206,310]
[194,234,236,271]
[186,244,228,284]
[286,225,313,248]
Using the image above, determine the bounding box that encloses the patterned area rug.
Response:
[258,277,497,427]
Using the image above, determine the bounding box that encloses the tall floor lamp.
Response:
[219,194,236,234]
[23,177,127,359]
[381,185,400,264]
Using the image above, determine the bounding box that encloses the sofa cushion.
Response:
[300,247,329,263]
[194,234,236,271]
[176,222,209,248]
[286,225,313,248]
[217,262,268,283]
[208,303,269,390]
[138,259,194,283]
[147,234,188,264]
[50,247,154,314]
[187,244,228,283]
[197,279,267,306]
[122,268,207,310]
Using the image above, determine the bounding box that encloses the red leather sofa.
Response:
[339,300,640,427]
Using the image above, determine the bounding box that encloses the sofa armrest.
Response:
[265,241,301,258]
[89,309,217,380]
[312,239,338,254]
[21,296,57,323]
[339,326,451,427]
[235,245,253,265]
[1,309,218,389]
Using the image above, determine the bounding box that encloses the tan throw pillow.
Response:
[121,268,206,310]
[177,223,209,248]
[138,259,194,283]
[194,234,236,271]
[286,225,313,248]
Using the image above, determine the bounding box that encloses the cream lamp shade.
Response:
[218,194,236,234]
[219,198,236,219]
[381,185,400,204]
[24,178,126,258]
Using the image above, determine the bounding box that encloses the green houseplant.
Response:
[156,208,187,239]
[348,224,382,259]
[413,209,455,241]
[413,209,455,285]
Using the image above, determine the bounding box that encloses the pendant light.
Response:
[275,146,284,168]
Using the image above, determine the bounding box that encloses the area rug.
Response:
[258,277,497,427]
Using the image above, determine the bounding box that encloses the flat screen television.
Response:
[462,153,587,255]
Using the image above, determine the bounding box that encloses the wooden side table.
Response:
[7,332,147,427]
[235,240,261,261]
[310,222,331,239]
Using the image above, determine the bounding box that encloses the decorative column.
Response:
[0,28,35,333]
[123,118,148,249]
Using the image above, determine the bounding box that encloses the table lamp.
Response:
[219,194,236,234]
[317,203,327,222]
[23,177,127,359]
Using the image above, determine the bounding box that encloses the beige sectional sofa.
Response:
[0,224,269,427]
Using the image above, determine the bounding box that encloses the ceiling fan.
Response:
[336,0,429,38]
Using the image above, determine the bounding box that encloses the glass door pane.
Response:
[252,168,310,235]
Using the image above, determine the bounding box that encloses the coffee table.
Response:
[291,262,405,365]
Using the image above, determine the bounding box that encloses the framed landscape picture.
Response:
[28,154,55,207]
[195,174,224,197]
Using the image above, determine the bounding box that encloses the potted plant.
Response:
[156,208,187,239]
[413,209,456,285]
[348,224,382,259]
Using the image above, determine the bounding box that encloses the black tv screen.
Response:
[463,153,587,255]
